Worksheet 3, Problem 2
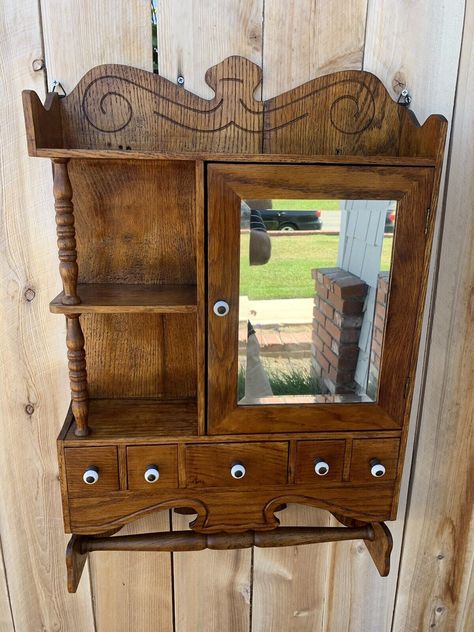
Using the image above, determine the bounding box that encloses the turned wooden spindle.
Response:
[66,522,392,592]
[53,159,81,305]
[66,315,89,436]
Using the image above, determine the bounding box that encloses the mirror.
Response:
[238,199,396,405]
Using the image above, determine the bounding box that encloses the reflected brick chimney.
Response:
[311,268,368,394]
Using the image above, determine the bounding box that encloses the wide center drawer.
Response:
[185,442,288,488]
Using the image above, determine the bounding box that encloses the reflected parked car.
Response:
[258,209,323,231]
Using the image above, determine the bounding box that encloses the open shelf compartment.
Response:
[62,399,198,443]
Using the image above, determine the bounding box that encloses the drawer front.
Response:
[64,447,119,496]
[127,445,178,490]
[185,442,288,488]
[350,439,400,483]
[294,440,346,484]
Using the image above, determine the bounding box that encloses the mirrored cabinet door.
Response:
[207,164,434,435]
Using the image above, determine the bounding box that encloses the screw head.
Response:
[177,75,185,86]
[32,58,45,72]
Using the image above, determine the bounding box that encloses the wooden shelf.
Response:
[63,399,198,442]
[50,283,197,314]
[33,148,437,167]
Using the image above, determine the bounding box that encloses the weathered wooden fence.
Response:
[1,1,472,630]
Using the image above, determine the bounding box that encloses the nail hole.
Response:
[118,145,123,150]
[126,146,131,150]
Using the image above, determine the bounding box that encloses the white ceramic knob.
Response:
[213,300,230,317]
[144,466,160,483]
[83,468,99,485]
[370,460,386,477]
[314,460,330,476]
[230,463,246,479]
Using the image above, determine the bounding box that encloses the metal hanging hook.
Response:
[51,79,66,97]
[397,88,412,106]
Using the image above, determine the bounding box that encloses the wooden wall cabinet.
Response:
[22,57,446,593]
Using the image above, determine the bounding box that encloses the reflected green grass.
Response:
[240,233,393,300]
[271,199,340,210]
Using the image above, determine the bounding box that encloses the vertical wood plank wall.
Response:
[1,0,472,630]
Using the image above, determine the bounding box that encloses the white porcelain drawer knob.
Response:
[230,463,246,479]
[144,466,160,483]
[314,460,330,476]
[83,467,99,485]
[370,459,386,477]
[213,300,230,317]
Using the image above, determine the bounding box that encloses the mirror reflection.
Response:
[238,199,396,405]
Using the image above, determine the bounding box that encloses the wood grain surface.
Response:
[3,1,472,631]
[0,1,96,630]
[39,2,174,631]
[50,284,198,314]
[160,6,264,631]
[391,1,474,628]
[23,62,447,160]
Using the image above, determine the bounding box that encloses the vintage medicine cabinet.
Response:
[22,57,446,592]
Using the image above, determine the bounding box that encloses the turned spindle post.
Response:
[66,315,89,436]
[53,159,80,305]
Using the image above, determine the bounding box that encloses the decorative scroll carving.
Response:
[66,315,89,436]
[53,159,80,305]
[67,487,395,535]
[44,57,446,158]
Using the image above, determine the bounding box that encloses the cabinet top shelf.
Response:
[50,284,197,314]
[22,58,446,164]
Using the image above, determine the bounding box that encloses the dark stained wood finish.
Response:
[207,163,433,434]
[22,58,447,160]
[22,90,62,154]
[81,313,196,399]
[66,315,89,436]
[294,440,346,484]
[64,446,119,496]
[23,60,447,590]
[66,484,396,534]
[64,400,198,441]
[66,535,88,594]
[126,445,178,490]
[35,149,439,165]
[185,442,289,488]
[66,520,391,592]
[350,438,400,483]
[53,159,80,305]
[332,513,393,576]
[82,525,374,551]
[195,161,206,436]
[61,403,401,445]
[263,71,446,159]
[50,283,197,314]
[68,159,196,285]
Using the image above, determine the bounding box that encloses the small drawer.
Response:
[350,439,400,483]
[185,442,288,488]
[64,447,119,496]
[294,440,346,484]
[127,445,178,490]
